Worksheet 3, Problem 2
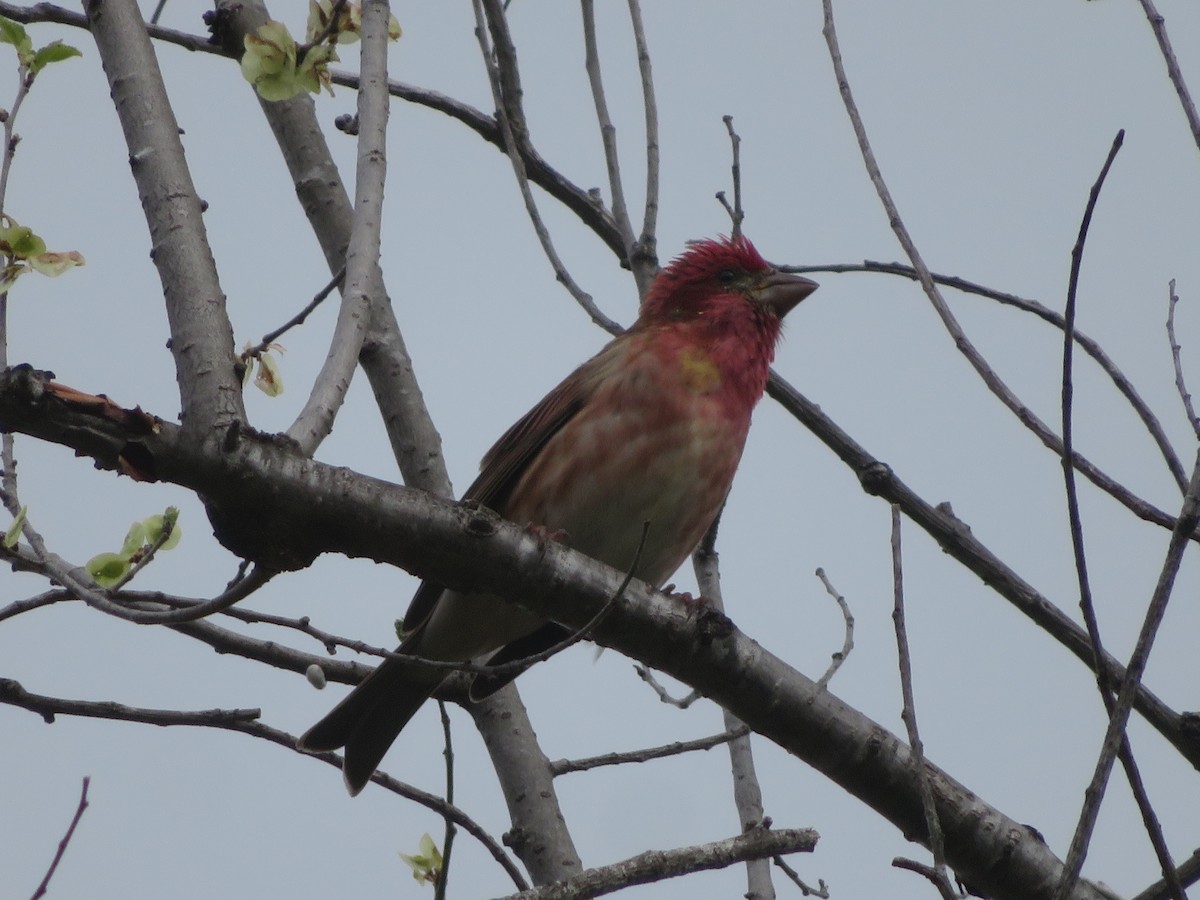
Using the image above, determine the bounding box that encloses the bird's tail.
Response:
[297,654,446,796]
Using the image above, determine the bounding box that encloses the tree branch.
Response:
[85,0,244,434]
[0,363,1122,898]
[29,776,89,900]
[789,260,1188,494]
[764,372,1198,770]
[0,677,529,892]
[495,827,818,900]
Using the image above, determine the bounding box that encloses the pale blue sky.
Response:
[3,2,1200,897]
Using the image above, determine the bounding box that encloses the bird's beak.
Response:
[755,270,818,317]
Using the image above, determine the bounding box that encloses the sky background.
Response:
[3,1,1200,898]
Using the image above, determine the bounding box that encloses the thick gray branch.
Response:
[0,365,1128,900]
[84,0,244,434]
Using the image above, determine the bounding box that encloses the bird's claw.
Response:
[525,523,569,548]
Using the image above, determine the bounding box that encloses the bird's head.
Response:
[639,236,818,329]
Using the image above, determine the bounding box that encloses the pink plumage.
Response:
[299,236,818,794]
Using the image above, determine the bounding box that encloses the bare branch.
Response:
[773,855,829,898]
[248,266,346,358]
[435,700,456,900]
[1131,848,1200,900]
[890,508,955,897]
[891,857,961,900]
[764,373,1199,769]
[472,0,623,335]
[494,826,818,900]
[0,678,528,892]
[0,367,1129,898]
[693,528,773,898]
[717,115,744,237]
[1055,131,1184,900]
[814,567,854,688]
[819,1,1188,544]
[550,726,749,776]
[625,0,659,279]
[467,687,583,883]
[1135,0,1200,153]
[285,1,393,454]
[86,0,244,434]
[789,259,1189,493]
[632,663,701,708]
[580,0,655,296]
[213,0,454,497]
[0,2,626,263]
[1056,449,1200,898]
[1167,280,1200,440]
[29,777,90,900]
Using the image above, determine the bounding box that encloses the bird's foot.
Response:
[525,523,569,548]
[661,586,711,610]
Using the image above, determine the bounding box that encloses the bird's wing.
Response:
[400,343,616,633]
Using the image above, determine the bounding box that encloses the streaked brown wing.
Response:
[400,342,617,633]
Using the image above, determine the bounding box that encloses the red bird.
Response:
[298,236,817,794]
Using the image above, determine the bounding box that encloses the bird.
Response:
[298,235,818,795]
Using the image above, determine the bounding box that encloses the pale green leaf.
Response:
[121,521,147,556]
[87,552,130,588]
[29,250,85,277]
[30,40,81,74]
[3,505,27,549]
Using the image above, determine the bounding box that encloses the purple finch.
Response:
[298,236,817,794]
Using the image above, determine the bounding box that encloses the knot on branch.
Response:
[459,500,500,537]
[695,606,735,644]
[857,461,894,496]
[1,363,52,408]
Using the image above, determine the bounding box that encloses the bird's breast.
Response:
[504,347,752,587]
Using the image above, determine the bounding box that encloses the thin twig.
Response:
[4,541,274,625]
[471,0,623,334]
[819,0,1191,544]
[890,508,955,898]
[1060,133,1124,698]
[1135,0,1200,154]
[107,513,179,592]
[625,0,659,283]
[717,115,744,238]
[1,678,529,891]
[814,567,854,688]
[1167,280,1200,439]
[248,266,346,357]
[494,827,818,900]
[0,47,36,541]
[1131,848,1200,900]
[1055,130,1183,900]
[435,700,455,900]
[789,259,1188,493]
[772,855,829,898]
[550,726,750,776]
[1055,450,1200,900]
[892,857,960,900]
[632,663,701,708]
[30,776,90,900]
[581,0,637,282]
[0,1,627,261]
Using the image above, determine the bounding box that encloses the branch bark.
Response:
[84,0,244,435]
[0,364,1123,900]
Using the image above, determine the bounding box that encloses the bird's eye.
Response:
[716,268,738,285]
